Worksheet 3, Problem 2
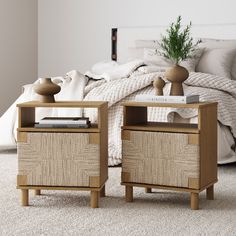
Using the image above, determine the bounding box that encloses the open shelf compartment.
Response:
[122,101,217,134]
[17,101,107,133]
[122,122,199,134]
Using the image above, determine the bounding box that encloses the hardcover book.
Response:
[39,117,90,125]
[135,95,199,104]
[34,122,91,128]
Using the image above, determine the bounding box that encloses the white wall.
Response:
[38,0,236,76]
[0,0,38,115]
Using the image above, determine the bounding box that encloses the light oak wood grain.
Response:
[122,101,217,109]
[18,107,35,128]
[35,190,41,196]
[17,132,28,142]
[206,185,214,200]
[125,186,133,202]
[191,193,199,210]
[121,101,217,210]
[198,105,218,189]
[188,178,200,189]
[21,189,29,206]
[90,191,99,208]
[98,103,108,187]
[121,181,217,194]
[122,122,199,134]
[18,126,99,133]
[17,101,108,208]
[17,183,105,191]
[17,101,107,108]
[100,186,106,197]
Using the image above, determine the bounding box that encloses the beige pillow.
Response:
[199,39,236,79]
[144,48,204,72]
[196,48,236,79]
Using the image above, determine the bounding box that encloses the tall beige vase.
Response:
[165,64,189,96]
[34,78,61,103]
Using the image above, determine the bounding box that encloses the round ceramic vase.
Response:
[165,65,189,96]
[34,78,61,103]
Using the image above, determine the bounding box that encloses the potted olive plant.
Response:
[159,16,199,96]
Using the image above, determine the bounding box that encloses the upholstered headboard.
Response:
[112,23,236,63]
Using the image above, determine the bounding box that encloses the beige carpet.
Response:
[1,152,236,236]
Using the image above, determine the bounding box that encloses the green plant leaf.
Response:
[159,16,199,64]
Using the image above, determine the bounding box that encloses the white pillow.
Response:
[144,48,204,72]
[199,39,236,79]
[196,48,236,79]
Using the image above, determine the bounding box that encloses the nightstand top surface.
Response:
[17,101,108,108]
[122,101,217,109]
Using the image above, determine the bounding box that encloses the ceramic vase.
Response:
[165,65,189,96]
[153,77,166,96]
[34,78,61,103]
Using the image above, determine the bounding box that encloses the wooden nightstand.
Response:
[17,101,108,208]
[121,101,218,210]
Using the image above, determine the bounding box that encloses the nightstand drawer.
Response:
[122,130,200,189]
[17,132,101,187]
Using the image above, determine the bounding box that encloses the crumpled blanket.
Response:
[85,59,145,81]
[82,71,236,165]
[1,61,236,165]
[0,70,87,148]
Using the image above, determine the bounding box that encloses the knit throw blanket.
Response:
[83,71,236,165]
[1,61,236,165]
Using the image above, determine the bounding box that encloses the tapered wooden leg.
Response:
[145,187,152,193]
[191,192,199,210]
[21,189,29,206]
[90,191,99,208]
[100,185,105,197]
[125,186,133,202]
[206,185,214,200]
[35,190,41,196]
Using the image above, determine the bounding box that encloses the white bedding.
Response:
[0,61,236,165]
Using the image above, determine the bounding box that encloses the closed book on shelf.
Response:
[39,117,90,125]
[135,95,199,104]
[34,122,91,128]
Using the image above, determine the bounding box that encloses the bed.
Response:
[1,24,236,166]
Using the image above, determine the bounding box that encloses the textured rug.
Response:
[0,152,236,236]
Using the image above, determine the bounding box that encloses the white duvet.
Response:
[0,60,236,165]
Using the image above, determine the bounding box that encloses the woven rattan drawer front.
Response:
[122,130,200,189]
[18,132,100,187]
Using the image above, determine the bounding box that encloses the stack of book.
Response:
[35,117,91,128]
[135,95,199,104]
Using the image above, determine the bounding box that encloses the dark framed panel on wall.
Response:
[111,28,117,61]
